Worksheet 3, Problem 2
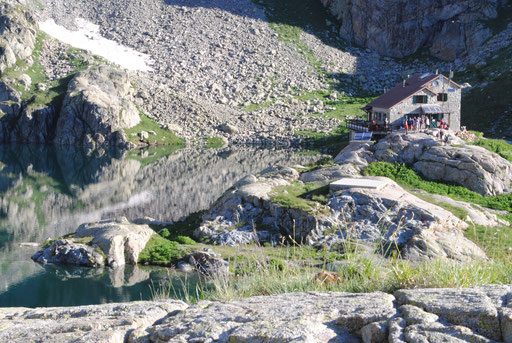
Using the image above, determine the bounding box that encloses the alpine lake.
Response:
[0,144,319,307]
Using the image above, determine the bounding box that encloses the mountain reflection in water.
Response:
[0,144,320,307]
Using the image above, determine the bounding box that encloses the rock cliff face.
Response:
[3,285,512,342]
[320,0,499,60]
[54,65,140,148]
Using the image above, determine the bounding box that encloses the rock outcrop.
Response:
[335,132,512,196]
[0,2,36,73]
[31,239,106,267]
[195,165,486,261]
[320,0,498,60]
[31,217,155,268]
[3,285,512,342]
[54,65,140,148]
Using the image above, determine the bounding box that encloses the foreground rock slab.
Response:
[0,300,187,343]
[3,285,512,342]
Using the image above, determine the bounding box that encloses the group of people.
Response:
[401,115,449,132]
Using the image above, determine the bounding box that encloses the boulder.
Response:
[185,248,230,276]
[74,217,155,267]
[31,239,105,267]
[54,65,141,148]
[32,217,155,268]
[395,285,512,341]
[219,123,239,134]
[336,132,512,196]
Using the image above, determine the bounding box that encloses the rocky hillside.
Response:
[1,0,511,144]
[3,285,512,342]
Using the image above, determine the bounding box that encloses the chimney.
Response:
[402,80,406,88]
[435,69,439,75]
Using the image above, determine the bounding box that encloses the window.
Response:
[437,93,448,102]
[413,95,428,104]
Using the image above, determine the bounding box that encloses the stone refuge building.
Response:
[362,73,462,131]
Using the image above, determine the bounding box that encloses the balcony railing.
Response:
[346,119,391,133]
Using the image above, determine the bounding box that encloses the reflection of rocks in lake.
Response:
[42,263,154,288]
[108,265,152,288]
[0,145,320,301]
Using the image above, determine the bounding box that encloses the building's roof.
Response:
[364,73,461,110]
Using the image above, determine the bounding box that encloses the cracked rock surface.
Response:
[3,286,512,342]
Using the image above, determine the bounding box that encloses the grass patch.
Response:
[206,136,226,148]
[242,100,274,112]
[154,212,204,242]
[138,234,189,265]
[465,224,512,259]
[270,181,330,215]
[296,123,350,156]
[124,114,185,146]
[152,241,512,304]
[471,138,512,162]
[296,156,335,172]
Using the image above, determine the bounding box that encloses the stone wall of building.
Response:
[383,76,462,130]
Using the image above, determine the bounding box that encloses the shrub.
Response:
[172,236,196,245]
[138,235,188,265]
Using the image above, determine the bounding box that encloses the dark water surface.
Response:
[0,144,318,307]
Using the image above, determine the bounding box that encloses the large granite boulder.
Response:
[196,166,486,262]
[320,0,497,60]
[335,132,512,196]
[54,65,140,148]
[32,217,155,268]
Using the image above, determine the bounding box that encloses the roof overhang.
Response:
[421,105,444,114]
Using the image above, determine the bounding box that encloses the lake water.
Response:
[0,144,318,308]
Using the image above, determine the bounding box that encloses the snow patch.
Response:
[39,18,154,72]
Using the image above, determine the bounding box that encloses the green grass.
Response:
[270,181,330,215]
[138,234,189,265]
[295,123,350,156]
[206,136,226,148]
[364,162,512,213]
[124,114,185,146]
[2,32,73,109]
[471,138,512,162]
[242,100,275,112]
[465,224,512,259]
[296,156,335,172]
[153,212,204,242]
[152,240,512,304]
